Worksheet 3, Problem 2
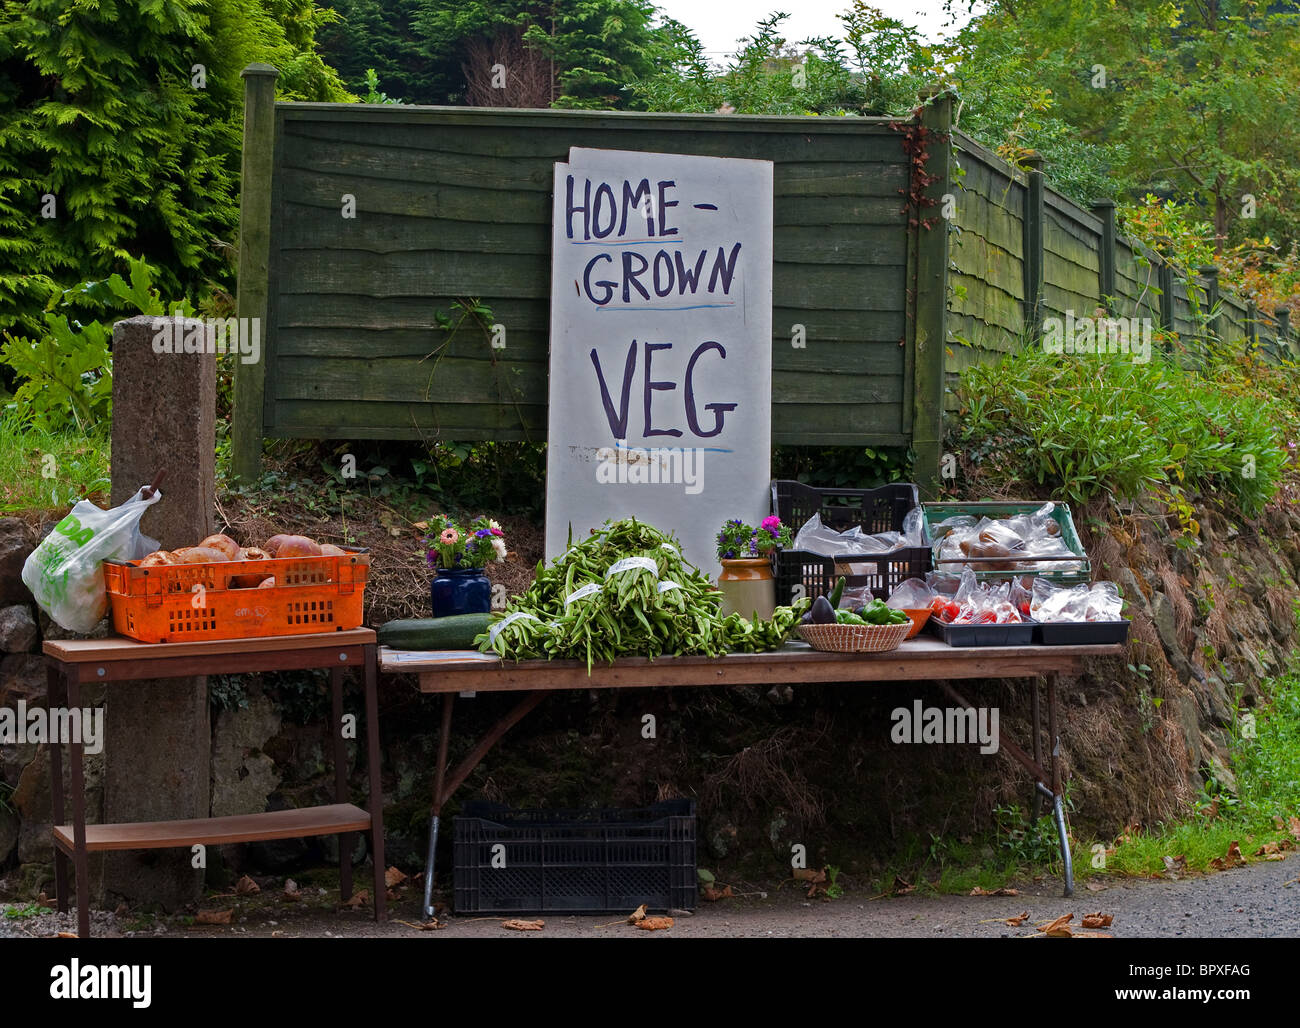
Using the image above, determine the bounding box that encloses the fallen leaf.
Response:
[502,919,544,931]
[283,879,301,902]
[57,932,78,939]
[635,916,674,931]
[701,885,734,902]
[1038,913,1073,935]
[196,909,233,925]
[970,886,1019,896]
[1253,843,1287,861]
[1085,882,1105,892]
[1081,912,1114,928]
[892,876,915,896]
[792,868,826,884]
[1208,841,1247,870]
[1005,911,1031,927]
[341,890,369,909]
[235,875,261,896]
[113,902,129,917]
[628,904,647,923]
[37,892,49,906]
[1204,797,1220,822]
[1289,817,1300,843]
[385,867,409,889]
[386,889,402,901]
[1162,854,1188,878]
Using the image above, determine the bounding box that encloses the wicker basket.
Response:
[796,620,912,653]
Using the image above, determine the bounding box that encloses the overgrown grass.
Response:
[954,340,1293,514]
[1090,665,1300,876]
[0,416,110,515]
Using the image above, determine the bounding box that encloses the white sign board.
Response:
[544,147,774,575]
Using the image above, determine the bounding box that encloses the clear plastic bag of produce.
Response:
[22,487,162,634]
[886,577,935,610]
[933,502,1084,575]
[1031,578,1123,622]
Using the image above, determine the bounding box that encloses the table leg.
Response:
[1046,672,1073,897]
[422,693,455,920]
[330,665,353,903]
[1030,678,1043,823]
[47,663,69,913]
[363,645,385,920]
[66,674,90,939]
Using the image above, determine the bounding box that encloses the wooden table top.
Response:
[44,628,376,663]
[380,637,1124,693]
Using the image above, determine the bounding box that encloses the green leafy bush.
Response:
[1,256,185,432]
[955,343,1290,515]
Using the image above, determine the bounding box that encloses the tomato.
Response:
[942,602,961,622]
[974,610,997,624]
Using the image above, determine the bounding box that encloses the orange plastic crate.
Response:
[103,550,369,643]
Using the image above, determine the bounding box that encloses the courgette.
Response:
[377,613,493,650]
[828,575,847,608]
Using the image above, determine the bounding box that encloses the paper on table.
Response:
[380,649,500,665]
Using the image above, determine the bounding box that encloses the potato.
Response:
[319,543,348,556]
[239,547,271,561]
[273,535,322,558]
[257,576,276,588]
[198,534,240,560]
[172,546,229,564]
[138,550,176,567]
[263,534,292,555]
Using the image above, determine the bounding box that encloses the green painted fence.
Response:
[232,65,953,488]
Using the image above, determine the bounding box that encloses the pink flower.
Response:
[440,528,459,545]
[490,528,504,536]
[761,515,781,532]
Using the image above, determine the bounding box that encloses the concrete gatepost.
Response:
[103,314,215,910]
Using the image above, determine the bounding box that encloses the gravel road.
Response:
[3,854,1295,939]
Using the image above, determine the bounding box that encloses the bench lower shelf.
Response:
[53,803,372,853]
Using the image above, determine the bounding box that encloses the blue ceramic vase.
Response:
[430,567,491,617]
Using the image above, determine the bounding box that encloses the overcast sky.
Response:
[651,0,980,60]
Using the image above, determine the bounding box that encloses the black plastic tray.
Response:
[926,616,1037,647]
[1033,620,1130,646]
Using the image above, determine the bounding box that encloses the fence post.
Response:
[232,63,279,485]
[1245,299,1258,354]
[910,86,954,500]
[1091,199,1116,314]
[1021,153,1044,341]
[1278,308,1292,361]
[1157,258,1175,354]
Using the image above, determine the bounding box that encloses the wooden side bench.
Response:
[43,629,385,938]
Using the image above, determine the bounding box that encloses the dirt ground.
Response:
[4,854,1296,940]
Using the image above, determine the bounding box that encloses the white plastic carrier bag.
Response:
[21,486,162,633]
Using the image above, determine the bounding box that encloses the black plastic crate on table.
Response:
[770,480,931,605]
[453,799,696,915]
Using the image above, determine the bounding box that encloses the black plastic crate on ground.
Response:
[453,799,696,915]
[770,480,930,605]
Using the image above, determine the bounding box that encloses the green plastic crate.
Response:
[920,501,1091,586]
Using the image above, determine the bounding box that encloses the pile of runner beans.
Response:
[475,517,810,671]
